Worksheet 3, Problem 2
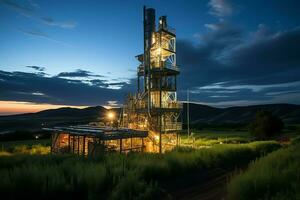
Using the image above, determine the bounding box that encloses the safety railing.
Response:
[151,101,182,109]
[151,122,182,131]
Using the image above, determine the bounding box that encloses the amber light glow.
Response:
[0,101,87,116]
[106,111,115,120]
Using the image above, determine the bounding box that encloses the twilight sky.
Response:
[1,0,300,114]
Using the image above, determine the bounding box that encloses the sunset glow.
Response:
[0,101,87,116]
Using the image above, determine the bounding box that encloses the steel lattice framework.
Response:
[122,7,182,153]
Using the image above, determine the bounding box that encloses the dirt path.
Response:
[163,168,236,200]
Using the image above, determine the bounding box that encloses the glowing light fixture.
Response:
[107,111,115,120]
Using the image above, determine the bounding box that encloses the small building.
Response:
[46,125,148,156]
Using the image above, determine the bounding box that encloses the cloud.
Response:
[208,0,233,18]
[0,70,135,106]
[1,0,77,29]
[198,81,300,93]
[229,27,300,76]
[26,66,45,72]
[57,69,95,78]
[40,16,77,29]
[17,27,69,45]
[0,0,34,15]
[106,100,120,108]
[177,22,300,105]
[56,69,106,83]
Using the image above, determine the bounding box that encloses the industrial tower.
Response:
[122,7,182,153]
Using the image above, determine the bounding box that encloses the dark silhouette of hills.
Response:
[0,103,299,131]
[182,103,300,125]
[0,106,108,131]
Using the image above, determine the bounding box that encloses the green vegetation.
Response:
[0,141,281,199]
[180,130,253,147]
[0,139,50,149]
[227,143,300,200]
[0,139,50,154]
[249,110,284,139]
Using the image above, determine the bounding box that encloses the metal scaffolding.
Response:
[122,7,182,153]
[46,126,148,156]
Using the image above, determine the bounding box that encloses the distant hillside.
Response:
[182,103,300,125]
[0,106,108,131]
[1,103,299,131]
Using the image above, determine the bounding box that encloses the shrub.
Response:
[249,110,284,139]
[9,144,50,154]
[291,135,300,145]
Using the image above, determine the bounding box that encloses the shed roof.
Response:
[43,125,148,140]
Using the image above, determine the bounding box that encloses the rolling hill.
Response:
[0,103,299,131]
[0,106,108,131]
[183,103,300,125]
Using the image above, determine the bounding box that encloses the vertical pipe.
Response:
[143,6,146,92]
[77,136,80,155]
[50,133,53,154]
[68,134,70,153]
[159,78,162,153]
[72,135,75,154]
[138,76,140,93]
[187,90,190,137]
[120,139,123,153]
[83,135,86,156]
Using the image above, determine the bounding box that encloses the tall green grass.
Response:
[0,139,51,150]
[180,130,253,147]
[0,141,281,199]
[227,143,300,200]
[0,139,50,154]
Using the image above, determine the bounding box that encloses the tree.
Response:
[249,110,284,139]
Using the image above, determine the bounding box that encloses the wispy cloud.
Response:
[0,0,34,15]
[198,81,300,92]
[0,69,133,106]
[17,27,69,45]
[1,0,77,29]
[26,66,45,72]
[18,27,48,37]
[40,16,77,29]
[57,69,105,78]
[208,0,233,18]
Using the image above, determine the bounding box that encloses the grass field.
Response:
[227,142,300,200]
[0,140,281,199]
[2,130,297,199]
[0,139,50,155]
[0,139,51,149]
[180,130,253,147]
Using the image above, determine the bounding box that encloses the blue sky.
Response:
[0,0,300,113]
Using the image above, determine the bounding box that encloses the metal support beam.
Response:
[120,139,122,153]
[68,134,71,153]
[83,135,86,156]
[77,135,80,155]
[50,133,53,154]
